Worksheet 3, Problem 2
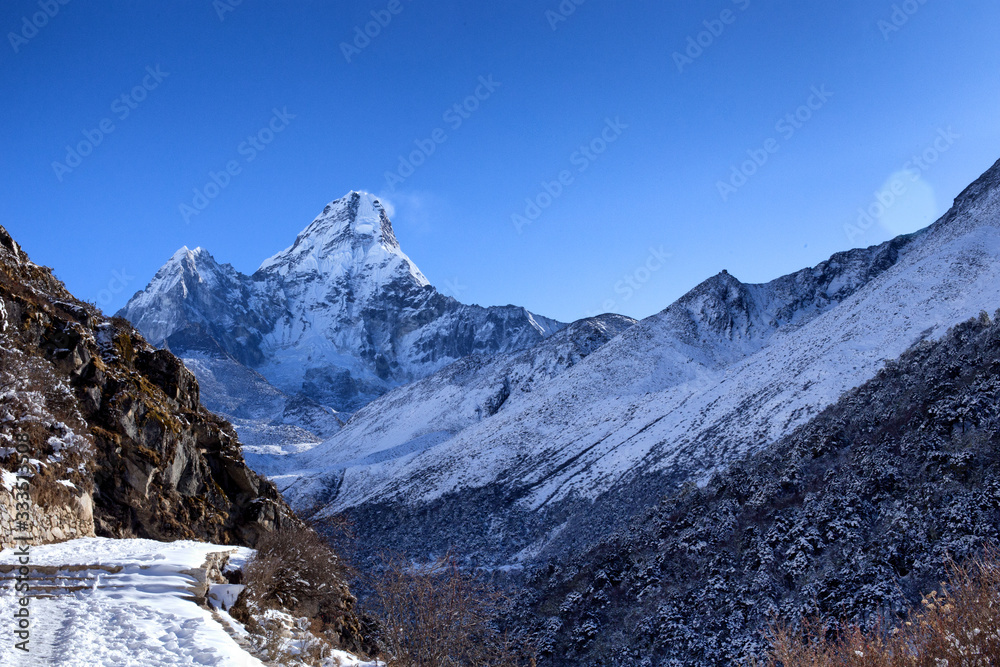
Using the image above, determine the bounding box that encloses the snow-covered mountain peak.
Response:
[681,269,746,305]
[167,245,214,266]
[302,191,397,250]
[952,157,1000,214]
[256,191,428,287]
[122,190,566,413]
[658,269,760,344]
[139,245,235,301]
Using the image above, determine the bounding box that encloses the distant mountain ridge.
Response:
[119,192,565,422]
[282,159,1000,573]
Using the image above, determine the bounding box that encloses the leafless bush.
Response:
[762,547,1000,666]
[367,553,536,667]
[240,525,355,624]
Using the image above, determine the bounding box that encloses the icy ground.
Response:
[0,537,378,667]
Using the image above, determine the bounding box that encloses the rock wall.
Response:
[0,488,94,550]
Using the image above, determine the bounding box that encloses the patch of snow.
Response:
[208,584,244,612]
[0,469,17,491]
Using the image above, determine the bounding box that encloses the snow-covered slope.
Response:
[278,313,636,505]
[286,159,1000,567]
[285,238,916,515]
[119,192,565,424]
[0,538,377,667]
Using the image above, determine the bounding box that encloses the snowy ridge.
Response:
[285,159,1000,565]
[120,246,277,367]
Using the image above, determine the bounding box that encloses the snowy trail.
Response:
[0,538,265,667]
[26,601,63,665]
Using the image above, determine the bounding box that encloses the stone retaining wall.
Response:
[0,487,95,550]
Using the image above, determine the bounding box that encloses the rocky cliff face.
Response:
[119,191,564,416]
[0,224,294,548]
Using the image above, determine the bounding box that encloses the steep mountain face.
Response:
[519,311,1000,666]
[286,159,1000,571]
[119,192,564,419]
[0,225,295,548]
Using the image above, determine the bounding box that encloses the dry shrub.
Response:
[368,553,535,667]
[239,525,355,625]
[763,548,1000,666]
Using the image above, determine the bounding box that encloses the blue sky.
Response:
[2,0,999,322]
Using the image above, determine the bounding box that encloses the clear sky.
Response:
[2,1,999,322]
